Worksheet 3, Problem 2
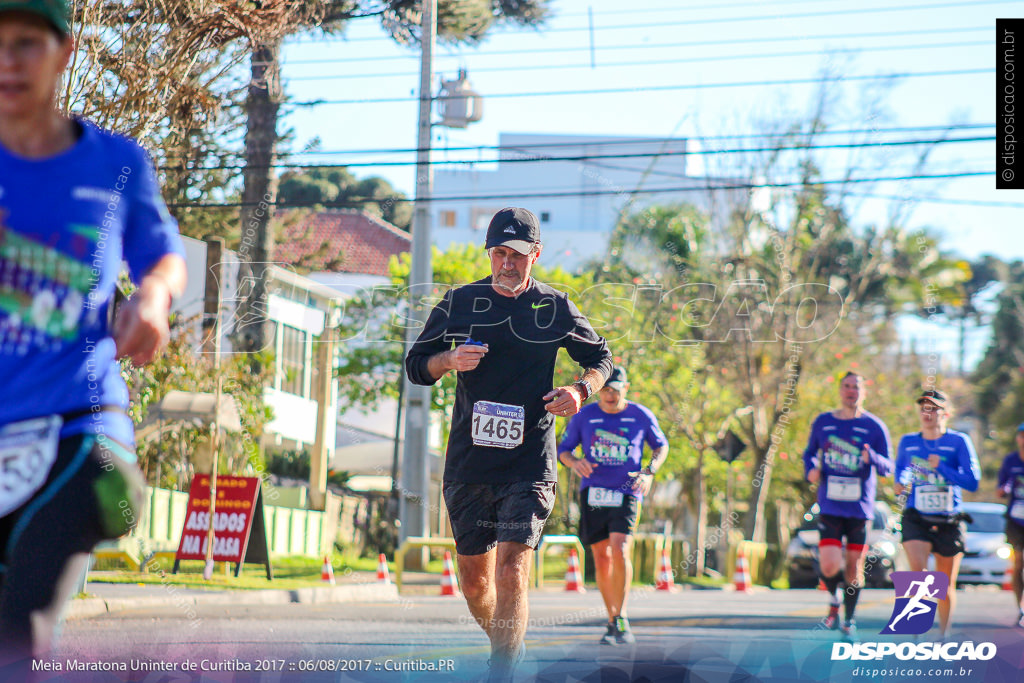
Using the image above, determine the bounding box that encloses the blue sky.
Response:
[275,0,1021,368]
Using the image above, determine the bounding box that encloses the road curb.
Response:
[67,583,399,621]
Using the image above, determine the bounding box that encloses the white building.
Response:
[431,132,747,271]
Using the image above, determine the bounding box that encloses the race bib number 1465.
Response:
[471,401,525,449]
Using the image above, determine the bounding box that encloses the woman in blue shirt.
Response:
[0,0,186,668]
[894,390,981,640]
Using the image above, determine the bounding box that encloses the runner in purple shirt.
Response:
[558,366,668,646]
[803,372,892,642]
[996,423,1024,627]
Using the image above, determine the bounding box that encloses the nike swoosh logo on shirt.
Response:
[531,302,550,309]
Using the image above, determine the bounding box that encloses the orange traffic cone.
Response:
[1003,563,1015,592]
[321,556,335,585]
[377,553,391,585]
[440,550,461,597]
[564,548,586,593]
[655,548,676,591]
[733,548,753,594]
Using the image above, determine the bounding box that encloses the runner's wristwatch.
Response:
[572,380,591,402]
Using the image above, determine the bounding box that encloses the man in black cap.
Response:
[558,365,669,645]
[406,207,613,680]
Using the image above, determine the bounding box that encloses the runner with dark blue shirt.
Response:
[0,0,186,670]
[406,207,612,681]
[996,423,1024,626]
[803,372,892,641]
[894,389,980,640]
[558,365,668,645]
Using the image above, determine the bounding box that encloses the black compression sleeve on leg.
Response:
[821,572,842,601]
[843,584,861,622]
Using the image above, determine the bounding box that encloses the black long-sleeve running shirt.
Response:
[405,276,613,484]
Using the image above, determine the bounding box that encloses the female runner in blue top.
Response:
[894,390,981,640]
[0,0,186,669]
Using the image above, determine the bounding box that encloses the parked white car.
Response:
[926,502,1012,585]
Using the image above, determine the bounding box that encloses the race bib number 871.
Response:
[471,401,525,449]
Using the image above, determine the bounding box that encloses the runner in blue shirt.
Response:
[558,366,669,645]
[894,389,981,640]
[996,423,1024,627]
[802,371,892,642]
[0,0,186,669]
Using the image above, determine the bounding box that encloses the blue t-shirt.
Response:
[895,430,980,515]
[997,452,1024,527]
[0,120,183,450]
[802,411,892,519]
[557,401,668,501]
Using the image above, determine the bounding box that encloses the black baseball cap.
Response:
[485,207,540,255]
[916,389,949,408]
[604,366,628,391]
[0,0,69,36]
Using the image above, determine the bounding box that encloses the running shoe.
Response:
[614,616,636,645]
[1017,610,1024,628]
[486,641,526,682]
[600,621,618,645]
[840,620,858,643]
[824,603,840,630]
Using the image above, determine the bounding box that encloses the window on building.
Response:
[471,207,501,231]
[439,210,456,228]
[279,324,307,396]
[540,212,550,223]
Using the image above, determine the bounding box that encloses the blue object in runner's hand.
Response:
[464,338,486,346]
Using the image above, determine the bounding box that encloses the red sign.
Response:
[175,475,260,563]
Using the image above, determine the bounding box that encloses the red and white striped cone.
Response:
[440,550,461,597]
[321,556,335,585]
[564,548,586,593]
[733,548,753,594]
[655,548,676,591]
[377,553,391,585]
[1003,563,1015,592]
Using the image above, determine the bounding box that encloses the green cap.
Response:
[0,0,69,36]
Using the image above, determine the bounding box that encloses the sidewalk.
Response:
[68,570,400,622]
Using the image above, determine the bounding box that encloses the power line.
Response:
[286,40,988,82]
[554,0,857,19]
[844,192,1024,208]
[161,123,995,162]
[165,170,993,209]
[289,0,1012,44]
[283,25,989,64]
[159,136,992,172]
[294,68,990,106]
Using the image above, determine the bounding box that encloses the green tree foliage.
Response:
[123,317,273,490]
[973,260,1024,436]
[278,167,412,230]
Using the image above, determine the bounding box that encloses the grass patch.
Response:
[86,554,379,591]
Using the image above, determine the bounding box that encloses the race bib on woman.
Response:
[916,485,953,515]
[0,415,62,517]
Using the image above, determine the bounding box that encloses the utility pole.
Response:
[399,0,437,556]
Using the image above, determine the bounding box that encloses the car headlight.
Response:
[997,544,1013,560]
[874,541,896,557]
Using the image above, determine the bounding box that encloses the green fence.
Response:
[94,485,329,569]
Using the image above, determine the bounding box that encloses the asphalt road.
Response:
[49,585,1024,683]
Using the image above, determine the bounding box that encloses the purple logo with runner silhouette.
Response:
[881,571,949,635]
